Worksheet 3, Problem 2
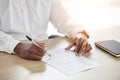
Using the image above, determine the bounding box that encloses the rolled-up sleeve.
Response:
[50,0,85,38]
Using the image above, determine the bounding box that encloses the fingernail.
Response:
[65,47,68,50]
[78,53,82,56]
[81,52,84,55]
[75,52,78,56]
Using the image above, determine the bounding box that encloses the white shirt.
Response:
[0,0,84,53]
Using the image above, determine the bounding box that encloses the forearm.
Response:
[50,0,89,38]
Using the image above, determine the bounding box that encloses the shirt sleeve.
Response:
[50,0,86,38]
[0,1,20,54]
[0,31,20,54]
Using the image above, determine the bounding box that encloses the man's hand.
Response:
[14,42,46,60]
[65,33,92,56]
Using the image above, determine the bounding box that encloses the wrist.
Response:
[78,30,89,39]
[14,42,24,55]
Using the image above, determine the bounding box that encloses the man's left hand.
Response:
[65,33,92,56]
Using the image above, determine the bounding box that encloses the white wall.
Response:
[47,0,120,35]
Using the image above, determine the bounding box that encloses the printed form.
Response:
[42,49,101,75]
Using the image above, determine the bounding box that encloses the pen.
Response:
[26,35,51,57]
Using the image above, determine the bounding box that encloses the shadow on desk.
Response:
[0,53,46,80]
[0,52,46,72]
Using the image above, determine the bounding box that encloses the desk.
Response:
[0,26,120,80]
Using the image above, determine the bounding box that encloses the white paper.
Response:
[42,49,101,75]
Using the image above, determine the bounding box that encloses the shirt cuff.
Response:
[7,39,20,54]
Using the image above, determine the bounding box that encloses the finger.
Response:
[29,53,42,61]
[30,47,43,57]
[25,51,42,61]
[85,44,92,52]
[74,39,81,55]
[37,42,45,48]
[65,38,77,50]
[78,44,86,56]
[75,38,84,55]
[39,42,45,45]
[31,45,46,56]
[33,43,45,50]
[78,40,87,55]
[75,38,82,52]
[37,43,46,52]
[37,43,46,55]
[39,43,47,51]
[33,43,45,52]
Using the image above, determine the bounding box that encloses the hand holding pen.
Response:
[14,36,48,61]
[26,35,51,57]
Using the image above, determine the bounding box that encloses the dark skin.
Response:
[65,33,92,56]
[14,42,46,60]
[14,33,92,60]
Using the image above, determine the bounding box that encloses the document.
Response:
[42,49,101,75]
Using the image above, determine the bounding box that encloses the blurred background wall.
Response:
[47,0,120,35]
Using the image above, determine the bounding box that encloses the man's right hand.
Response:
[14,42,46,60]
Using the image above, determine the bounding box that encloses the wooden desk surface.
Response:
[0,26,120,80]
